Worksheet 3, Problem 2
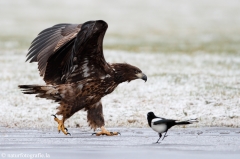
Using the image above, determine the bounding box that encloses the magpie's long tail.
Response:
[175,119,198,125]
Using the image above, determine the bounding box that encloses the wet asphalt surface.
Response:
[0,127,240,159]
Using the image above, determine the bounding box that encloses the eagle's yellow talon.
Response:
[52,115,70,135]
[93,126,120,136]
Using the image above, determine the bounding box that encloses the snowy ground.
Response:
[0,0,240,130]
[0,127,240,159]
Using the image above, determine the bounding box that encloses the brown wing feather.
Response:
[66,20,113,83]
[26,23,81,78]
[54,32,78,51]
[43,38,76,84]
[26,20,112,85]
[42,20,113,84]
[27,23,70,62]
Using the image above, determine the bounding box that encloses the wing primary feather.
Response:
[37,23,69,35]
[43,38,75,83]
[27,24,73,61]
[29,30,61,51]
[28,30,61,54]
[31,40,59,64]
[27,34,61,62]
[37,43,59,75]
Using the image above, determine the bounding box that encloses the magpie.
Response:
[147,112,198,143]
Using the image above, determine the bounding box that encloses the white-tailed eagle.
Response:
[19,20,147,136]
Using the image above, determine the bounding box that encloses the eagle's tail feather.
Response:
[19,85,48,94]
[18,85,61,101]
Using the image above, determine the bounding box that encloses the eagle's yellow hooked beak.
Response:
[136,73,147,82]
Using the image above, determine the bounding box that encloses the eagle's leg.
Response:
[51,114,71,135]
[87,101,120,136]
[92,126,120,136]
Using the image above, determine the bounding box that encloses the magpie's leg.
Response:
[161,130,169,141]
[156,133,162,143]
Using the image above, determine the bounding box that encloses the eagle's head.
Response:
[111,63,147,83]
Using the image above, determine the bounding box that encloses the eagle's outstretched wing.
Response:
[26,23,81,79]
[26,20,112,85]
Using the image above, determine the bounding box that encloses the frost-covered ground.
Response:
[0,0,240,130]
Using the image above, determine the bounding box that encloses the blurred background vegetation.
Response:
[0,0,240,54]
[0,0,240,128]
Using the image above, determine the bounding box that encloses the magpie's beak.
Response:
[136,73,147,82]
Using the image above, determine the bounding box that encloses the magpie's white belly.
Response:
[151,123,167,133]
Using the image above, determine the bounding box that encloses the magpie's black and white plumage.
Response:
[147,112,198,143]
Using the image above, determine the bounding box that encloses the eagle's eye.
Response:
[135,70,140,74]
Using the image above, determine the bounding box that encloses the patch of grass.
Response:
[104,36,240,54]
[1,33,240,54]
